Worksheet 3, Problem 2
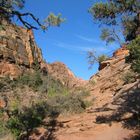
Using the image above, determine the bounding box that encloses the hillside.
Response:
[0,20,86,89]
[41,48,140,140]
[0,22,140,140]
[24,48,140,140]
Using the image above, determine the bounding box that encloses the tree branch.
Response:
[0,6,44,29]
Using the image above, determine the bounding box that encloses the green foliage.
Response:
[0,76,16,92]
[32,59,41,71]
[100,28,121,45]
[0,0,25,10]
[89,2,117,25]
[39,75,68,97]
[0,71,69,97]
[90,78,97,85]
[16,71,43,91]
[87,50,98,69]
[0,0,25,20]
[46,90,90,115]
[98,54,108,63]
[6,90,90,138]
[6,104,47,138]
[0,0,65,30]
[122,71,136,84]
[87,50,108,69]
[126,36,140,73]
[0,120,8,138]
[44,13,65,28]
[89,0,140,42]
[0,110,9,138]
[0,74,91,139]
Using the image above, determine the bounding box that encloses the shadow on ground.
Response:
[95,82,140,140]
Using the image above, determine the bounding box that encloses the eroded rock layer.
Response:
[0,20,43,78]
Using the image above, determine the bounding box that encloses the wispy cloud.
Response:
[75,34,101,44]
[53,41,111,55]
[53,42,93,53]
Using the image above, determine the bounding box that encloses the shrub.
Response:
[0,110,9,138]
[0,121,8,138]
[87,50,108,69]
[6,101,60,139]
[39,75,68,96]
[98,54,108,63]
[47,90,90,115]
[126,35,140,73]
[90,78,97,85]
[3,88,91,139]
[6,104,48,139]
[16,71,43,91]
[122,70,136,84]
[0,76,15,92]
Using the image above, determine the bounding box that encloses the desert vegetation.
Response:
[0,70,90,139]
[0,0,140,140]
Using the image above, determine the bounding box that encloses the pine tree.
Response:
[0,0,65,30]
[89,0,140,42]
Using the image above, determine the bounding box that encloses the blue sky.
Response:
[21,0,120,80]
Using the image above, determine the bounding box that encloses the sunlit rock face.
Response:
[41,62,87,89]
[0,20,43,78]
[98,45,129,71]
[113,45,129,58]
[0,21,86,88]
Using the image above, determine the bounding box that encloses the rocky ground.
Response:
[29,54,140,140]
[0,22,140,140]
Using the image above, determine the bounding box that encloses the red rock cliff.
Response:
[0,20,43,78]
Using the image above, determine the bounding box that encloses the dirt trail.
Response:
[57,123,132,140]
[55,106,134,140]
[30,57,139,140]
[54,77,139,140]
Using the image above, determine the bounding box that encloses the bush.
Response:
[47,91,90,115]
[0,76,16,92]
[0,70,69,97]
[0,121,8,138]
[39,75,68,97]
[6,103,49,139]
[98,54,108,63]
[0,110,9,138]
[3,88,91,139]
[6,90,90,138]
[16,71,43,91]
[90,78,97,85]
[126,35,140,73]
[122,70,136,84]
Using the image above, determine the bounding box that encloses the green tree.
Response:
[126,35,140,73]
[89,1,140,73]
[89,0,140,42]
[87,50,108,69]
[0,0,65,30]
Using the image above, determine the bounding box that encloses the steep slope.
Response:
[0,21,85,89]
[24,46,140,140]
[0,22,139,140]
[46,62,87,89]
[42,48,139,140]
[0,20,43,78]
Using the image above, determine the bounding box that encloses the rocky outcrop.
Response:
[99,45,129,71]
[88,51,133,110]
[41,62,87,89]
[0,21,86,87]
[28,51,138,140]
[0,20,43,78]
[113,45,129,58]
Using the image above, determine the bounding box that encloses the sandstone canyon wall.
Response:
[0,20,43,78]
